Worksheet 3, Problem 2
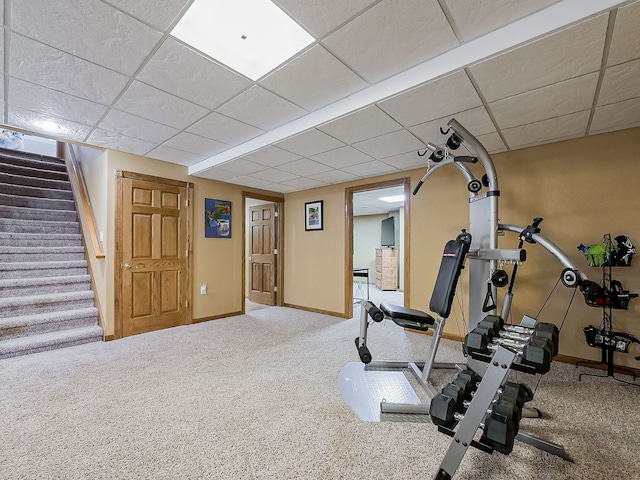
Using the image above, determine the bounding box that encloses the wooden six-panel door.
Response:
[248,203,276,305]
[119,175,189,337]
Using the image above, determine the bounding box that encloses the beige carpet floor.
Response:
[1,301,639,479]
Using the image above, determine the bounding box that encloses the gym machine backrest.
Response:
[380,230,471,329]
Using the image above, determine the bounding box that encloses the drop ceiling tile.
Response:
[250,168,299,183]
[353,129,424,159]
[469,15,607,103]
[310,146,374,168]
[341,160,399,177]
[9,78,108,125]
[279,177,326,189]
[322,0,459,83]
[146,145,206,166]
[598,59,640,106]
[11,0,162,75]
[444,0,560,42]
[137,38,252,110]
[318,105,403,144]
[270,183,301,193]
[275,128,344,157]
[115,81,209,129]
[591,97,640,134]
[243,146,301,167]
[187,112,264,145]
[163,131,229,157]
[226,176,273,189]
[195,168,239,182]
[276,158,333,176]
[378,71,482,127]
[308,169,360,184]
[260,45,368,111]
[502,110,590,149]
[10,34,128,105]
[381,151,426,171]
[475,132,507,154]
[607,1,640,66]
[490,73,599,129]
[99,109,179,144]
[410,107,495,145]
[86,128,156,155]
[102,0,190,30]
[275,0,378,37]
[215,159,268,176]
[8,107,92,142]
[216,86,307,130]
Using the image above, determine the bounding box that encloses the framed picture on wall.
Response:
[205,198,232,238]
[305,200,323,231]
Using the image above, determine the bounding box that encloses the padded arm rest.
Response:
[380,303,435,331]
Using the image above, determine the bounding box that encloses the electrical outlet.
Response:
[200,284,207,295]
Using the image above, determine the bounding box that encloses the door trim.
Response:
[114,170,194,339]
[242,192,284,312]
[345,177,411,319]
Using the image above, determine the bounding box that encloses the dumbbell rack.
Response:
[435,333,571,479]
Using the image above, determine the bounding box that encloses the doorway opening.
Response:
[346,178,410,319]
[243,192,284,312]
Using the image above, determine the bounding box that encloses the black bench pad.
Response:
[380,303,435,331]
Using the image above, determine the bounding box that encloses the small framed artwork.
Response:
[205,198,232,238]
[305,200,323,231]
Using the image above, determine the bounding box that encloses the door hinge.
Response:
[186,249,189,257]
[274,286,278,292]
[274,249,278,255]
[185,199,189,207]
[274,211,279,217]
[186,299,189,308]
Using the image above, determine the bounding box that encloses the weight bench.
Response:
[353,230,471,412]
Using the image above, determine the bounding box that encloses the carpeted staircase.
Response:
[0,147,103,359]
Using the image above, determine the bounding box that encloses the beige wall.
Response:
[283,127,640,368]
[98,152,253,336]
[76,127,640,367]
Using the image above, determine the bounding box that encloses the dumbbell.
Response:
[464,330,553,374]
[475,323,559,359]
[440,370,481,411]
[479,316,559,356]
[431,385,526,433]
[429,393,518,454]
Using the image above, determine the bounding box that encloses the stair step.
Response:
[0,290,96,318]
[0,151,66,172]
[0,275,91,297]
[0,192,76,211]
[0,245,86,262]
[0,217,79,235]
[0,325,103,359]
[0,204,78,222]
[0,171,71,190]
[0,260,88,279]
[0,160,69,181]
[0,232,82,247]
[0,307,98,340]
[0,181,74,200]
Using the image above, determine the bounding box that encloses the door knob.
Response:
[123,263,132,269]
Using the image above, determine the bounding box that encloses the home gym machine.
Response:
[338,118,588,478]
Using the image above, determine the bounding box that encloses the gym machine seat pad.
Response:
[380,303,435,331]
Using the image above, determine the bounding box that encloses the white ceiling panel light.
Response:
[171,0,315,81]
